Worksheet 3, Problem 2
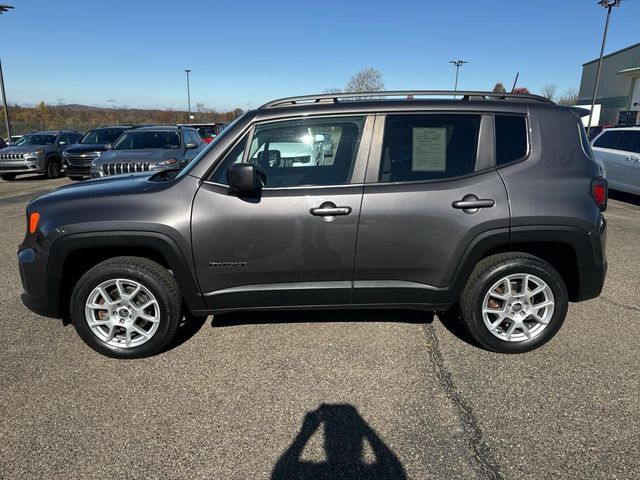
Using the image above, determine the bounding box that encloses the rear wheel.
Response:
[460,253,568,353]
[70,257,182,358]
[45,157,62,179]
[0,173,16,181]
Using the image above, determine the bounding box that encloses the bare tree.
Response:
[557,87,579,106]
[344,67,385,93]
[541,84,558,101]
[322,87,343,94]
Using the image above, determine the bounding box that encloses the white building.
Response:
[578,43,640,126]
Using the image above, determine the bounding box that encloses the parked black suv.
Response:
[62,126,133,180]
[18,91,607,358]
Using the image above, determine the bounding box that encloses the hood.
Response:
[30,172,161,207]
[64,143,110,154]
[0,145,47,155]
[96,149,179,164]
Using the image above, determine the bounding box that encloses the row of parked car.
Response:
[591,126,640,195]
[0,123,228,181]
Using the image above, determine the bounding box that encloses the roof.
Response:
[583,42,640,67]
[259,90,553,109]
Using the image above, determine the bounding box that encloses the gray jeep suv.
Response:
[0,130,83,180]
[18,91,607,358]
[89,126,205,178]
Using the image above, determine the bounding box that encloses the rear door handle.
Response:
[310,201,352,217]
[452,194,495,214]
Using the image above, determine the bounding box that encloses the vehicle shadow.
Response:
[272,403,406,480]
[212,308,433,328]
[162,311,209,353]
[212,307,481,349]
[609,190,640,207]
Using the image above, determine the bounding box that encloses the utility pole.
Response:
[449,60,468,99]
[587,0,621,135]
[185,69,192,122]
[0,4,15,142]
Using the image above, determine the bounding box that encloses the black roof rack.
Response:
[260,90,554,109]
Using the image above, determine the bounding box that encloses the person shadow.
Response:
[272,404,406,480]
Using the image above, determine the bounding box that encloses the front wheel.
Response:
[460,253,568,353]
[45,157,62,179]
[70,257,182,358]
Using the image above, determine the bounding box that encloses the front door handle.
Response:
[452,194,495,214]
[310,201,352,217]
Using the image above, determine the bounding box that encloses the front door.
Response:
[191,115,372,310]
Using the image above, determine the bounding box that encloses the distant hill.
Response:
[2,101,244,135]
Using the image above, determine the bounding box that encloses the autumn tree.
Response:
[512,87,530,94]
[492,83,507,93]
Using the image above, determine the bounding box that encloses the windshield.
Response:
[176,115,246,179]
[15,134,57,146]
[81,128,126,145]
[112,131,180,150]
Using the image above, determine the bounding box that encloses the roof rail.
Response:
[260,90,554,109]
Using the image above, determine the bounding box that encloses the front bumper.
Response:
[64,164,91,177]
[0,157,43,174]
[18,246,62,318]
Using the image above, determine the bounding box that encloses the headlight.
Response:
[91,160,98,167]
[27,149,45,156]
[157,158,178,166]
[62,151,69,157]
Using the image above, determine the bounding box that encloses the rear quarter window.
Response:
[614,131,640,154]
[495,115,528,166]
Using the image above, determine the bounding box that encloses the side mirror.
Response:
[227,163,259,193]
[104,144,112,150]
[58,141,67,146]
[185,142,198,149]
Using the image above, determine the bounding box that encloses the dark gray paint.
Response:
[18,96,607,318]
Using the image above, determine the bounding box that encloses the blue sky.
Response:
[1,0,638,111]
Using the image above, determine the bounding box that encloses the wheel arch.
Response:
[450,226,593,303]
[48,231,206,318]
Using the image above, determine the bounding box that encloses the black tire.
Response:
[460,253,568,353]
[70,256,182,358]
[68,176,84,181]
[0,173,16,181]
[45,156,62,179]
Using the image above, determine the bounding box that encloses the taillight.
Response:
[29,212,40,234]
[592,178,607,211]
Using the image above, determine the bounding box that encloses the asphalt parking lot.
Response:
[0,175,638,480]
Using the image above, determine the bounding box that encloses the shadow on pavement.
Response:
[609,190,640,207]
[213,309,433,328]
[272,404,406,480]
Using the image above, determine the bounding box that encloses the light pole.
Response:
[587,0,621,135]
[449,60,468,99]
[184,69,192,122]
[0,4,15,142]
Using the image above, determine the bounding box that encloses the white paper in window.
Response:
[412,127,447,172]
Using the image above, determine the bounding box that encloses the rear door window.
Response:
[614,131,640,154]
[593,130,623,150]
[379,114,480,182]
[495,115,528,166]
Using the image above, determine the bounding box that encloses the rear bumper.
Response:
[575,216,607,301]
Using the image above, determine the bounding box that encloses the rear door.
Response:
[353,112,510,306]
[191,115,373,310]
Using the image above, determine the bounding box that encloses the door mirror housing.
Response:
[185,142,198,149]
[227,163,259,193]
[58,141,67,146]
[104,144,112,150]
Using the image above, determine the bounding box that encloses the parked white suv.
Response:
[591,127,640,195]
